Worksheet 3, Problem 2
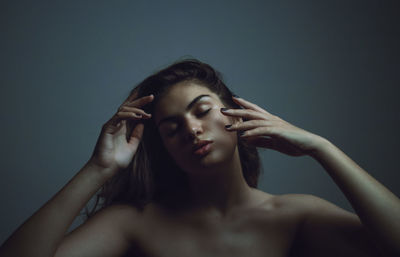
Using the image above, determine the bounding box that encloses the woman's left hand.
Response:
[221,96,327,156]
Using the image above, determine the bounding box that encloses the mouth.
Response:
[192,140,213,156]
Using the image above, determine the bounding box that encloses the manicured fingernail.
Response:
[232,94,239,98]
[220,108,229,112]
[225,124,232,129]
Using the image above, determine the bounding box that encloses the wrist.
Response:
[83,159,119,182]
[307,135,334,158]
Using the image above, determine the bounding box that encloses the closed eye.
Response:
[197,109,211,117]
[164,109,211,138]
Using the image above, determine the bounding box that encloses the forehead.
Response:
[154,82,220,120]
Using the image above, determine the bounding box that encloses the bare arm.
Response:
[54,204,139,257]
[222,95,400,255]
[0,93,154,257]
[287,194,387,257]
[308,139,400,255]
[0,162,111,257]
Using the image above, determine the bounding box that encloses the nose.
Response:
[184,117,203,141]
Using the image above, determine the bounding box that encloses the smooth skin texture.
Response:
[1,82,399,257]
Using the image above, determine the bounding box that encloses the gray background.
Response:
[1,0,399,244]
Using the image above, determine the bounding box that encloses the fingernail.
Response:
[220,108,229,112]
[232,94,239,98]
[225,124,232,129]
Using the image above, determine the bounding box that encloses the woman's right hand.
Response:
[88,92,154,177]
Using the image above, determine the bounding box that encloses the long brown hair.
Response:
[86,59,262,216]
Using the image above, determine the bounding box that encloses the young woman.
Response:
[1,60,399,257]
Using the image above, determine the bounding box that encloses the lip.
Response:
[192,140,213,156]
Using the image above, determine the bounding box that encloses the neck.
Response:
[186,147,253,215]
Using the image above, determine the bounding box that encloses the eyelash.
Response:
[166,109,211,137]
[197,108,211,117]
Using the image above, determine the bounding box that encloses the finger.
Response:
[128,123,144,147]
[221,108,266,120]
[240,126,277,138]
[115,111,150,121]
[225,120,270,131]
[232,96,270,114]
[121,88,140,105]
[106,112,146,128]
[125,94,154,108]
[103,116,124,133]
[118,106,152,117]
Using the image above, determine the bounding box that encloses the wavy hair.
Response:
[86,59,262,216]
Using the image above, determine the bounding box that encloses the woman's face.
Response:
[154,81,239,174]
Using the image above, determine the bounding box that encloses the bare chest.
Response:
[130,209,299,257]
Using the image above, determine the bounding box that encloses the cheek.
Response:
[159,139,183,167]
[209,111,238,144]
[210,108,235,130]
[160,137,178,155]
[160,136,188,164]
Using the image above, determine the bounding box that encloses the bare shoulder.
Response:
[268,194,386,257]
[91,203,172,238]
[273,193,358,220]
[82,204,144,230]
[272,192,340,207]
[253,192,362,234]
[55,204,145,257]
[94,203,144,219]
[241,190,307,227]
[250,191,337,213]
[88,203,151,237]
[230,190,356,223]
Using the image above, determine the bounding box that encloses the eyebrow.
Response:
[157,94,211,127]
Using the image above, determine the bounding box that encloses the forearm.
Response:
[0,161,111,257]
[311,138,400,253]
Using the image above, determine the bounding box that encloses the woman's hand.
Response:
[221,96,327,156]
[89,92,154,176]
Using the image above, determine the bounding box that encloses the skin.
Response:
[1,81,399,257]
[154,82,251,210]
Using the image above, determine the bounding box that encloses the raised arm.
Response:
[0,93,154,257]
[221,95,400,255]
[307,140,400,254]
